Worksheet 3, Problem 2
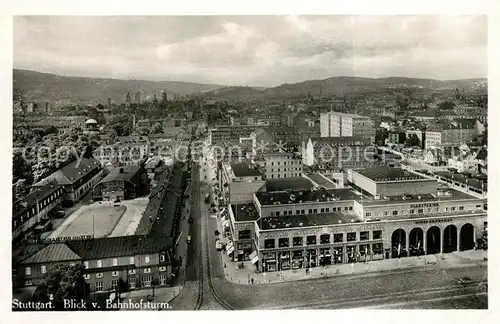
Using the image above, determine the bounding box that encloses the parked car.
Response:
[215,230,220,236]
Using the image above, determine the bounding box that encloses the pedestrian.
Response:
[251,278,254,284]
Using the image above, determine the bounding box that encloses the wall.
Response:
[376,180,437,197]
[229,180,265,204]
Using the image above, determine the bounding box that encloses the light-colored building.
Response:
[219,161,266,205]
[320,111,375,142]
[254,151,303,179]
[425,131,442,149]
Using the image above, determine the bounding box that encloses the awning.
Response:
[249,251,257,260]
[227,246,234,255]
[226,242,234,250]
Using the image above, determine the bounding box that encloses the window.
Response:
[112,258,118,266]
[145,256,150,263]
[325,208,330,213]
[373,230,382,240]
[365,212,372,217]
[321,208,325,213]
[159,266,166,272]
[301,209,305,214]
[25,267,31,276]
[41,265,46,274]
[332,207,337,212]
[313,209,318,213]
[333,233,343,243]
[128,269,136,275]
[84,274,90,280]
[293,237,303,246]
[320,234,330,244]
[142,276,152,287]
[144,268,151,273]
[264,239,275,249]
[344,207,349,211]
[392,211,398,216]
[96,281,104,292]
[383,211,388,216]
[451,207,456,211]
[129,257,135,265]
[160,275,167,285]
[444,207,449,212]
[306,235,317,245]
[112,271,119,277]
[360,231,369,241]
[160,254,165,262]
[84,261,89,269]
[278,238,290,248]
[418,209,424,214]
[97,260,102,268]
[347,232,357,242]
[111,279,118,289]
[96,273,103,278]
[410,209,415,214]
[295,210,300,215]
[25,280,33,286]
[308,209,313,214]
[459,206,465,211]
[349,207,353,211]
[239,230,251,240]
[275,211,280,216]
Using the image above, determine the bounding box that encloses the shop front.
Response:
[292,251,305,269]
[306,249,317,268]
[279,251,291,270]
[372,243,384,261]
[319,248,332,266]
[263,252,277,272]
[346,245,358,263]
[237,242,253,261]
[333,247,344,264]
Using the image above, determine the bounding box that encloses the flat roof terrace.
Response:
[305,172,337,189]
[255,188,360,206]
[260,212,362,230]
[355,166,427,182]
[230,203,260,222]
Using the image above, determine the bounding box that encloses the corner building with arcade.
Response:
[225,167,487,272]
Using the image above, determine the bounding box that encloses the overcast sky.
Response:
[14,15,487,87]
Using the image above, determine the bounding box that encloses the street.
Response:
[169,159,488,310]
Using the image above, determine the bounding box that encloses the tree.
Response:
[33,264,89,310]
[406,133,421,147]
[151,122,163,134]
[375,128,389,145]
[481,129,488,146]
[138,127,150,136]
[13,151,33,185]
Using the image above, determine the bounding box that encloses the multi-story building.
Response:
[12,181,64,241]
[424,131,442,148]
[33,158,103,206]
[94,144,149,168]
[13,116,88,134]
[208,125,260,147]
[219,161,265,205]
[92,165,147,202]
[427,120,480,147]
[254,152,303,179]
[320,112,375,142]
[19,235,173,291]
[224,166,487,272]
[302,137,376,170]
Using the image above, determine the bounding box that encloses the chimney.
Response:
[120,167,124,173]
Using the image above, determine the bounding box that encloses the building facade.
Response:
[320,112,375,142]
[254,152,303,179]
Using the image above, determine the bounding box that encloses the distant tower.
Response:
[135,90,141,104]
[152,94,159,108]
[108,97,112,108]
[45,101,50,113]
[125,92,131,108]
[162,91,168,104]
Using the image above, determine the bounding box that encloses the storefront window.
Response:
[278,238,290,248]
[372,243,383,260]
[347,232,357,242]
[293,236,303,246]
[306,249,317,267]
[333,247,344,264]
[333,233,344,243]
[264,239,275,249]
[280,252,291,270]
[373,230,382,240]
[306,235,317,245]
[320,234,330,244]
[346,246,357,263]
[239,230,251,240]
[292,251,304,269]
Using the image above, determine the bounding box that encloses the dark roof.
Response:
[355,167,427,182]
[259,212,362,230]
[230,163,262,177]
[66,235,171,259]
[35,158,101,186]
[434,171,487,190]
[13,180,61,217]
[22,243,81,264]
[230,203,260,222]
[98,165,141,184]
[476,147,487,160]
[265,178,314,192]
[256,188,359,206]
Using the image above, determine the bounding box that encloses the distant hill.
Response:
[13,69,225,106]
[204,76,487,102]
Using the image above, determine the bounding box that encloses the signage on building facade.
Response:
[23,235,93,245]
[263,224,385,238]
[415,218,453,225]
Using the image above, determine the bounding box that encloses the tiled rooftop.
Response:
[259,212,362,230]
[98,165,141,183]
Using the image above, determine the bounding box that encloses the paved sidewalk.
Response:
[117,285,183,310]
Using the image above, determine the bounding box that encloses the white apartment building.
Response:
[320,111,375,142]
